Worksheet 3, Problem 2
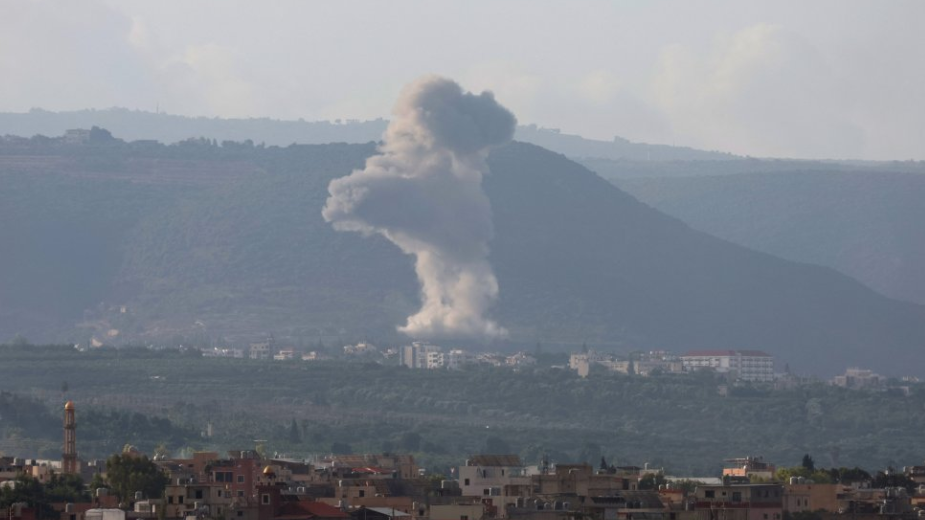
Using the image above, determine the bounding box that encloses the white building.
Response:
[401,342,442,369]
[680,350,774,381]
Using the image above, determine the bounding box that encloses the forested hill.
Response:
[0,108,734,161]
[1,134,924,375]
[614,172,925,306]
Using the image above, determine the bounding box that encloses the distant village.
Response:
[3,400,925,520]
[171,339,912,391]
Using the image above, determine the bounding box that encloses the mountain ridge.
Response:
[1,136,923,375]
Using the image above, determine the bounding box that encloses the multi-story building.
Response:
[681,350,774,382]
[458,455,530,517]
[401,342,442,369]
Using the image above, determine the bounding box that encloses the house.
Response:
[691,484,783,520]
[782,483,841,513]
[458,455,530,517]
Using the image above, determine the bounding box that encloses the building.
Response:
[458,455,530,517]
[64,129,90,144]
[722,457,776,481]
[273,349,295,361]
[681,351,774,382]
[691,484,783,520]
[400,342,442,369]
[832,368,882,390]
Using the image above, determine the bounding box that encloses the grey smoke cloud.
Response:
[322,76,515,340]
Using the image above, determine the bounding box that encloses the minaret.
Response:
[63,400,77,474]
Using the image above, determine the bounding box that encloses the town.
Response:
[2,400,925,520]
[192,339,908,390]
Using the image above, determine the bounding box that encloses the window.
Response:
[763,515,768,520]
[359,490,365,498]
[168,497,174,504]
[461,516,469,520]
[464,479,470,486]
[732,492,742,503]
[179,497,184,505]
[195,490,203,499]
[238,475,245,483]
[484,489,490,496]
[705,491,715,498]
[501,470,505,476]
[237,512,244,518]
[237,491,244,498]
[226,472,233,482]
[262,494,270,505]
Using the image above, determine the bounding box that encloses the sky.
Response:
[1,0,923,160]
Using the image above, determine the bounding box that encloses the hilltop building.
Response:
[832,368,883,390]
[681,350,774,381]
[400,342,442,369]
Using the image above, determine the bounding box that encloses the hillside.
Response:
[0,108,734,161]
[580,157,925,179]
[614,172,925,305]
[1,136,924,375]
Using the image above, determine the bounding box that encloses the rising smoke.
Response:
[322,76,516,340]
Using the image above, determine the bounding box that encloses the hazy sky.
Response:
[2,1,923,160]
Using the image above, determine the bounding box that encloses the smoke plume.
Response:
[322,76,516,340]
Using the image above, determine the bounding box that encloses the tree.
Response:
[802,454,815,472]
[44,473,89,503]
[104,454,169,504]
[288,418,301,443]
[638,472,668,490]
[0,475,56,519]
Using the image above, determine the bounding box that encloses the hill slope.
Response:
[1,138,923,375]
[0,108,734,161]
[615,172,925,306]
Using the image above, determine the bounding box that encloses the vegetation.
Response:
[0,474,87,519]
[613,170,925,305]
[1,135,924,376]
[2,344,925,476]
[103,453,170,503]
